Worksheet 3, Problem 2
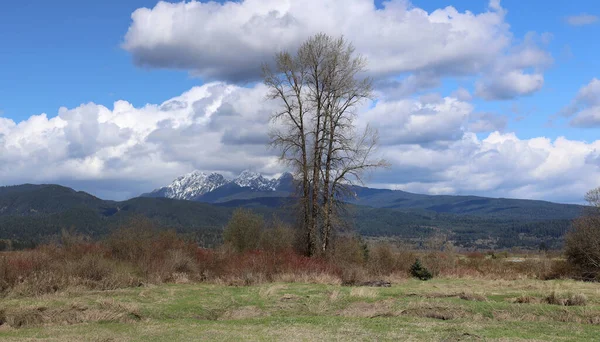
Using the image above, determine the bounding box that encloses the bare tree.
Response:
[264,33,387,256]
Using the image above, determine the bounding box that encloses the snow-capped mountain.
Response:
[233,170,278,191]
[144,170,294,201]
[147,171,229,200]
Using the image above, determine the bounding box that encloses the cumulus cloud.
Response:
[560,78,600,127]
[122,0,549,100]
[0,83,281,199]
[451,88,472,102]
[475,33,552,100]
[1,80,598,203]
[361,95,472,145]
[468,112,508,133]
[371,132,600,203]
[565,14,598,26]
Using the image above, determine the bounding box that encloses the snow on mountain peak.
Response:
[147,170,293,200]
[234,170,277,191]
[160,170,228,200]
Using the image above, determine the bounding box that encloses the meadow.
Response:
[1,278,599,341]
[1,223,598,341]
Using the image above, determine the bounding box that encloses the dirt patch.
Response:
[338,299,396,318]
[219,306,268,320]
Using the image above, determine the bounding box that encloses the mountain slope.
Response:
[144,170,583,221]
[144,171,229,200]
[0,184,235,248]
[0,182,585,250]
[345,186,584,220]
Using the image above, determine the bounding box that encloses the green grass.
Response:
[1,278,599,341]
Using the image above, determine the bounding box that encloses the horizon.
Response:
[1,0,600,203]
[0,176,587,206]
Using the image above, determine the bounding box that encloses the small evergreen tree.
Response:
[410,259,432,281]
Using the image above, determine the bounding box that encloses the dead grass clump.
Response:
[258,284,286,298]
[219,306,267,320]
[401,306,464,321]
[514,295,541,304]
[566,293,588,306]
[545,292,588,306]
[272,272,341,285]
[328,290,340,301]
[338,299,395,318]
[280,293,302,302]
[9,271,69,297]
[0,301,141,328]
[340,265,369,286]
[458,292,487,302]
[349,287,378,298]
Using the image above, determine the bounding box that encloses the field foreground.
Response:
[1,278,599,341]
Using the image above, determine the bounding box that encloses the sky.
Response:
[0,0,599,203]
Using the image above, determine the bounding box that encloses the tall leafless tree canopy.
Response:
[263,33,387,256]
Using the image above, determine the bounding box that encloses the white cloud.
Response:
[122,0,549,100]
[565,14,598,26]
[475,33,552,100]
[1,81,598,203]
[476,71,544,100]
[468,112,508,133]
[0,83,281,199]
[560,78,600,127]
[373,132,600,203]
[361,95,472,145]
[450,87,472,102]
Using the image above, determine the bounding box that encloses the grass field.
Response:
[1,278,599,341]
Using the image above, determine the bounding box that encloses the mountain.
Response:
[0,183,586,250]
[144,170,582,221]
[144,171,228,200]
[143,170,294,201]
[345,186,584,221]
[233,170,277,191]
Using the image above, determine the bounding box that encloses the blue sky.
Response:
[0,0,599,202]
[0,0,198,121]
[2,0,598,137]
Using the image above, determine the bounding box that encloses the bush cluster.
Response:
[0,212,585,297]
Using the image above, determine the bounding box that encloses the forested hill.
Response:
[347,186,584,220]
[0,184,586,250]
[142,170,584,221]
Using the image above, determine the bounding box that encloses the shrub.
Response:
[410,259,432,281]
[367,243,397,276]
[565,215,600,281]
[223,209,264,253]
[259,218,295,252]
